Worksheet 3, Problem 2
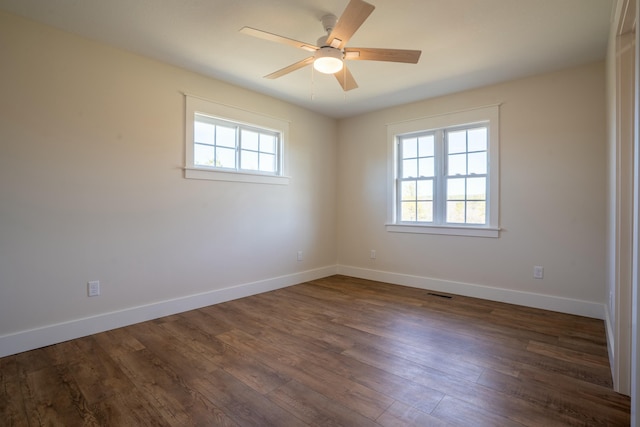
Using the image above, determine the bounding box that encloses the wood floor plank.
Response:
[516,365,631,413]
[217,328,395,420]
[115,348,226,426]
[0,275,630,425]
[431,395,525,427]
[0,379,28,427]
[375,401,447,427]
[23,364,99,426]
[267,379,378,427]
[66,337,139,405]
[189,369,303,427]
[311,349,445,414]
[477,368,630,426]
[89,387,174,427]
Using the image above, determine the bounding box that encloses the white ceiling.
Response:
[0,0,614,118]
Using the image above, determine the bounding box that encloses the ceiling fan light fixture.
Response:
[313,47,343,74]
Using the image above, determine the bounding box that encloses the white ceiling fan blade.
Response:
[325,0,375,49]
[264,57,315,79]
[334,65,358,91]
[240,27,318,52]
[344,47,422,63]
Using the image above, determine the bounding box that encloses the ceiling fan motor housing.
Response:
[314,46,344,74]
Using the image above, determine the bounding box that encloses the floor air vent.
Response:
[428,292,453,299]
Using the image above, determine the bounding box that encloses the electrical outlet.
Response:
[87,280,100,297]
[370,250,376,259]
[533,266,544,279]
[297,251,303,261]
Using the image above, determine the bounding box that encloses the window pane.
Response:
[401,181,416,200]
[418,157,434,177]
[194,143,215,166]
[216,125,236,148]
[260,134,276,153]
[416,201,433,222]
[194,120,215,144]
[401,202,416,221]
[448,154,466,176]
[448,130,466,154]
[216,147,236,168]
[467,201,486,224]
[468,152,487,175]
[242,130,259,151]
[447,178,465,200]
[467,177,486,200]
[259,153,275,172]
[447,201,466,223]
[391,108,496,231]
[241,150,258,170]
[403,159,418,178]
[416,180,433,200]
[402,137,418,159]
[468,127,487,152]
[418,135,434,156]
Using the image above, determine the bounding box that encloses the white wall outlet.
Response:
[370,250,376,259]
[87,280,100,297]
[297,251,303,261]
[533,266,544,279]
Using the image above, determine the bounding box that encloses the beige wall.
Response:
[0,9,611,356]
[0,11,337,337]
[337,62,607,305]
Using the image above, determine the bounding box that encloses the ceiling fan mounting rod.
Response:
[321,14,338,35]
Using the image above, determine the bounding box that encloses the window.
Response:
[184,95,289,185]
[387,105,499,237]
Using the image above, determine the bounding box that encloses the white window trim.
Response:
[386,104,500,238]
[184,94,290,185]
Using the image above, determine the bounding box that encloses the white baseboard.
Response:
[0,266,338,358]
[337,265,606,320]
[1,265,606,358]
[604,303,616,385]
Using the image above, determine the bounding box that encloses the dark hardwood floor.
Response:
[0,275,630,426]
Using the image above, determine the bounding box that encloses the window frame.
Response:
[184,94,290,185]
[386,105,500,238]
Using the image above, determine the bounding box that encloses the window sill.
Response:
[184,167,290,185]
[386,223,500,238]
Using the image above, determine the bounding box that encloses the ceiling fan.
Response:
[240,0,421,91]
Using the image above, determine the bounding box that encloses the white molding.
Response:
[0,266,337,358]
[386,223,500,238]
[337,265,606,319]
[605,303,617,382]
[184,167,291,185]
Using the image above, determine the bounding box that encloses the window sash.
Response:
[396,124,490,227]
[193,114,281,175]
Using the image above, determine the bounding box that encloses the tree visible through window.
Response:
[445,126,487,224]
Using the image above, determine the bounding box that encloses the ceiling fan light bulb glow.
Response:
[313,47,343,74]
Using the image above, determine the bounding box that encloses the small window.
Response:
[193,114,280,174]
[185,95,289,185]
[387,105,499,237]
